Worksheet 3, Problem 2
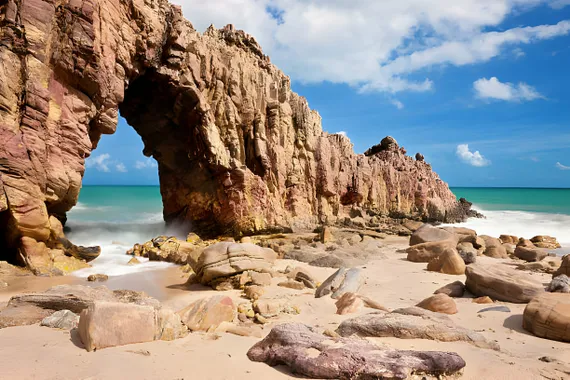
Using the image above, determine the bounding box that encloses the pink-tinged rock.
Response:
[177,295,236,332]
[247,323,466,379]
[78,302,157,352]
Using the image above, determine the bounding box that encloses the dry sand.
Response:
[0,236,568,380]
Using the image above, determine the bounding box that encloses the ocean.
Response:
[67,186,569,276]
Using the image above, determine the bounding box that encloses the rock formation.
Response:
[0,0,470,273]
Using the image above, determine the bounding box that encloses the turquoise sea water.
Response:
[67,185,569,276]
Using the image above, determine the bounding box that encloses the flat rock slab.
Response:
[0,285,160,328]
[465,263,545,303]
[336,307,499,350]
[247,323,466,379]
[478,306,511,313]
[523,293,570,342]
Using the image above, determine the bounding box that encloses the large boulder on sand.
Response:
[336,307,499,350]
[434,281,466,298]
[416,294,458,314]
[523,293,570,342]
[195,242,277,285]
[409,225,456,246]
[247,323,466,379]
[530,235,561,249]
[78,301,187,351]
[480,236,509,259]
[465,264,545,303]
[406,240,455,263]
[177,295,236,332]
[426,248,466,275]
[514,245,547,262]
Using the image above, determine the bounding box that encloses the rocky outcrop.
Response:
[523,293,570,342]
[247,323,467,379]
[0,0,470,272]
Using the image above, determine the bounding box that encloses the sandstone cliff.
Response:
[0,0,469,273]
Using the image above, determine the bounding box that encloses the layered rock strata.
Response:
[0,0,469,272]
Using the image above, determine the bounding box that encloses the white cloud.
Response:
[174,0,570,93]
[473,77,544,101]
[513,47,526,58]
[391,99,405,110]
[116,163,128,173]
[456,144,491,167]
[85,154,111,172]
[333,131,347,137]
[550,0,570,9]
[556,162,570,170]
[135,158,159,170]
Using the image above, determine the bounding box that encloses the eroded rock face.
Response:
[247,323,466,379]
[0,0,469,271]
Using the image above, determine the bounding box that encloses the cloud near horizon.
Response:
[85,154,112,172]
[135,158,159,170]
[456,144,491,167]
[174,0,570,94]
[474,77,544,102]
[556,162,570,170]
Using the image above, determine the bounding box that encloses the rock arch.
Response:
[0,0,468,273]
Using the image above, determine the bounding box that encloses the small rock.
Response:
[127,257,141,265]
[0,280,8,288]
[359,295,389,311]
[335,292,363,315]
[553,255,570,277]
[323,329,340,338]
[434,281,465,298]
[186,233,202,244]
[277,280,305,290]
[253,299,285,318]
[315,267,363,299]
[40,310,79,330]
[478,306,511,313]
[547,275,570,293]
[426,248,465,275]
[320,226,335,243]
[456,242,477,264]
[514,246,547,262]
[416,294,457,315]
[250,271,272,286]
[539,356,555,363]
[473,296,494,304]
[87,274,109,282]
[244,285,264,300]
[240,237,253,244]
[254,314,269,324]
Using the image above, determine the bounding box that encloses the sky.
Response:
[85,0,570,188]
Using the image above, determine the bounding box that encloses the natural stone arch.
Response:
[0,0,468,274]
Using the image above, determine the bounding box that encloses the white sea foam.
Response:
[446,205,570,250]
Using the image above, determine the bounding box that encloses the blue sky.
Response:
[85,0,570,188]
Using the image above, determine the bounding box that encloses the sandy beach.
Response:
[1,235,568,380]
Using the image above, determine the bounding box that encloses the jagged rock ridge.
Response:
[0,0,469,273]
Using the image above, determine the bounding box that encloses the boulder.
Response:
[548,275,570,293]
[517,260,559,274]
[195,242,277,285]
[456,242,477,264]
[244,285,264,300]
[480,236,509,259]
[523,293,570,342]
[87,274,109,282]
[402,219,424,232]
[434,281,466,298]
[503,243,515,255]
[320,227,335,243]
[530,235,561,249]
[247,323,466,379]
[465,264,545,303]
[127,257,141,265]
[416,294,457,314]
[79,302,154,351]
[406,240,455,263]
[286,267,317,289]
[177,295,236,332]
[517,238,535,248]
[514,246,547,262]
[277,280,305,290]
[409,225,456,246]
[499,235,519,244]
[336,307,499,350]
[335,292,363,315]
[553,255,570,277]
[442,227,477,242]
[426,248,466,275]
[40,310,79,330]
[315,268,363,299]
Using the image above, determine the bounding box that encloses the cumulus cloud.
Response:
[86,154,111,172]
[116,163,128,173]
[333,131,348,137]
[135,158,159,170]
[456,144,491,167]
[391,99,405,110]
[512,47,526,58]
[173,0,570,93]
[556,162,570,170]
[473,77,544,101]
